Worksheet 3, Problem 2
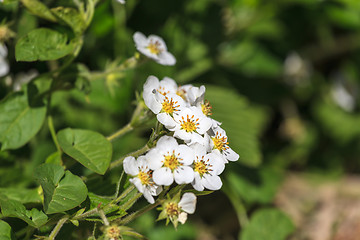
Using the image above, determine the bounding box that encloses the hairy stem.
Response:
[48,216,69,240]
[106,123,133,142]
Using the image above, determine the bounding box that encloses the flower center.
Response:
[106,225,121,239]
[166,202,180,219]
[201,100,212,116]
[147,41,162,55]
[162,96,179,115]
[180,115,199,132]
[138,169,153,185]
[157,86,170,95]
[163,151,182,171]
[212,132,229,152]
[176,88,187,100]
[194,156,212,177]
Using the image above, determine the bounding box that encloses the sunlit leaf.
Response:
[34,163,88,214]
[51,7,86,34]
[21,0,57,22]
[15,28,74,62]
[57,128,112,175]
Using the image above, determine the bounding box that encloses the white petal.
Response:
[157,51,176,66]
[153,167,174,186]
[190,143,207,157]
[207,153,225,175]
[179,192,197,214]
[174,166,194,184]
[0,60,9,77]
[178,212,188,224]
[177,145,194,165]
[202,174,222,191]
[160,77,178,93]
[133,32,148,48]
[0,44,8,58]
[145,149,163,170]
[123,156,138,175]
[148,35,167,51]
[187,133,206,146]
[173,129,192,142]
[192,173,204,191]
[224,147,239,161]
[157,113,176,129]
[156,135,178,152]
[130,178,145,193]
[143,189,155,204]
[197,117,212,134]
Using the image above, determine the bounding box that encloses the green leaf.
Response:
[0,194,48,228]
[51,7,86,34]
[0,188,41,204]
[34,163,88,214]
[0,91,46,150]
[15,28,74,62]
[21,0,57,22]
[206,86,269,167]
[241,208,294,240]
[0,220,15,240]
[57,128,112,175]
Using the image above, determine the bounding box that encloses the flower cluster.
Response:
[123,31,239,227]
[124,75,239,199]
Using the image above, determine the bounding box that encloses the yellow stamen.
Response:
[147,41,162,55]
[201,100,212,116]
[194,156,212,177]
[212,132,229,152]
[180,115,199,132]
[163,151,182,171]
[138,170,153,185]
[166,202,180,219]
[162,96,179,115]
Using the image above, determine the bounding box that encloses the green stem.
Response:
[73,208,98,220]
[48,116,61,153]
[222,186,248,227]
[106,123,133,142]
[114,184,135,204]
[48,216,68,240]
[120,192,142,212]
[118,199,162,225]
[98,209,109,226]
[109,144,150,170]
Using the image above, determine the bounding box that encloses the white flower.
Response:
[178,192,197,215]
[143,76,186,115]
[133,32,176,65]
[205,126,239,163]
[146,136,194,186]
[116,0,125,4]
[0,44,9,77]
[158,192,197,227]
[190,144,225,191]
[171,106,212,145]
[123,156,162,204]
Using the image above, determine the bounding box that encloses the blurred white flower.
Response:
[133,32,176,65]
[190,144,225,191]
[123,156,162,204]
[205,126,239,163]
[116,0,125,4]
[331,74,357,112]
[283,52,311,85]
[146,136,194,186]
[0,43,9,77]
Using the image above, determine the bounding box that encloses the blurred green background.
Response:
[2,0,360,239]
